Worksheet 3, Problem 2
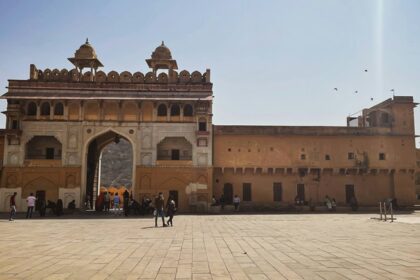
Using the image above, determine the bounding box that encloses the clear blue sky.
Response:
[0,0,419,146]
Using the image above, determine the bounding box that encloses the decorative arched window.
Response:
[27,102,37,116]
[183,104,193,117]
[157,104,167,116]
[40,102,50,116]
[170,104,180,116]
[54,102,64,115]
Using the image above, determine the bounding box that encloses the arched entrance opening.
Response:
[85,131,133,210]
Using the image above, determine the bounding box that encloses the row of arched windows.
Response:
[157,104,193,117]
[27,102,64,116]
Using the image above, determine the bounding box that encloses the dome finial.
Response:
[86,38,89,44]
[161,40,165,46]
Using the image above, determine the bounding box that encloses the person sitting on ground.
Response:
[68,200,76,210]
[295,195,299,205]
[324,195,332,211]
[331,198,337,212]
[211,196,217,206]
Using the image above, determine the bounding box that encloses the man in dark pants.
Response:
[123,190,130,217]
[9,192,17,221]
[26,193,36,218]
[154,192,166,227]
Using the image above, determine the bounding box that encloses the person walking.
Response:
[123,189,130,217]
[166,196,176,227]
[26,193,36,219]
[9,192,17,221]
[113,193,121,215]
[233,195,240,211]
[154,192,166,227]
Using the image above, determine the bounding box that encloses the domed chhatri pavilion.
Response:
[0,40,418,212]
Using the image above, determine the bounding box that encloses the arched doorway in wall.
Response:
[85,131,134,210]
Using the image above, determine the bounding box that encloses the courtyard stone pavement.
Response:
[0,213,419,280]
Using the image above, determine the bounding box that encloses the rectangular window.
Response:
[297,184,305,202]
[46,148,55,159]
[345,185,355,203]
[11,120,19,129]
[197,138,208,147]
[273,182,282,202]
[348,152,355,160]
[171,149,180,160]
[415,173,420,185]
[379,153,386,160]
[325,154,331,160]
[243,183,252,201]
[199,122,207,132]
[300,154,306,160]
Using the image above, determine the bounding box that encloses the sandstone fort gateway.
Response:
[0,40,418,212]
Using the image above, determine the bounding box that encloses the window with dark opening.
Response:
[273,183,282,202]
[11,120,19,129]
[325,154,331,160]
[297,184,305,202]
[27,102,37,116]
[40,102,50,116]
[243,183,252,201]
[157,104,167,116]
[348,152,355,160]
[379,153,386,160]
[345,185,355,203]
[199,121,207,132]
[300,154,306,160]
[183,104,193,116]
[54,102,64,115]
[170,104,180,116]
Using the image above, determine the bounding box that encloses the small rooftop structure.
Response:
[68,38,104,70]
[146,41,178,73]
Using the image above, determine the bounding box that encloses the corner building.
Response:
[0,40,417,212]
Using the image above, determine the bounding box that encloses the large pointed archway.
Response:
[83,130,135,209]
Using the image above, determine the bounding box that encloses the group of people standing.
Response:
[211,194,241,211]
[99,190,130,216]
[154,192,176,227]
[9,192,49,221]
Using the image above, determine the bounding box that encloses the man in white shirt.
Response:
[26,193,36,218]
[233,195,241,211]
